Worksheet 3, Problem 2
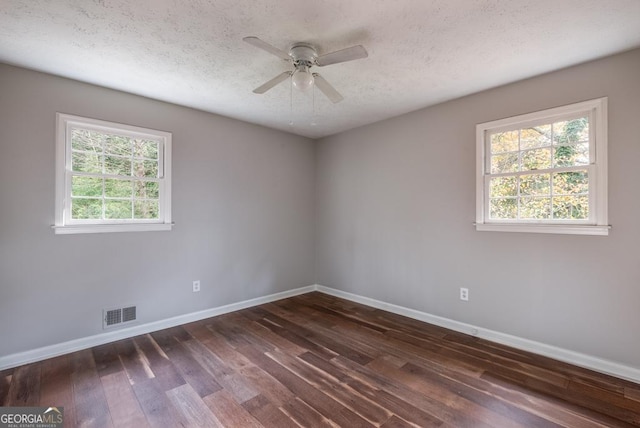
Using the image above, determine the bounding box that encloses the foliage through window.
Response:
[476,98,608,235]
[55,114,172,234]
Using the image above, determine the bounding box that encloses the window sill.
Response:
[53,223,173,235]
[474,223,610,236]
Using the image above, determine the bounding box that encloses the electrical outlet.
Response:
[460,287,469,301]
[192,280,201,293]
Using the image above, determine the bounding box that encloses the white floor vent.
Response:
[103,305,137,329]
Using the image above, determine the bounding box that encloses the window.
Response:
[476,98,608,235]
[55,113,172,234]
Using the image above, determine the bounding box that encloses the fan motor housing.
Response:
[290,43,317,66]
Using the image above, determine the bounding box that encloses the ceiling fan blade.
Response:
[253,71,291,94]
[316,45,368,67]
[312,73,344,103]
[243,36,291,61]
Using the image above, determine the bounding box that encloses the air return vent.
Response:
[103,305,137,329]
[122,306,136,322]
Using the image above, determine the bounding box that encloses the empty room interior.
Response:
[1,1,640,426]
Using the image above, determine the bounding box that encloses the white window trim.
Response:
[475,98,609,236]
[54,113,173,234]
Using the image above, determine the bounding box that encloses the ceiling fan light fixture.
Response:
[244,36,368,103]
[292,66,314,91]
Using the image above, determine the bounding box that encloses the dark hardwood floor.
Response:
[1,291,639,427]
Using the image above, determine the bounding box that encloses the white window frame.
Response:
[475,98,609,235]
[54,113,172,234]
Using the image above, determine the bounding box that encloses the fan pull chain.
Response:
[311,84,317,127]
[289,76,294,127]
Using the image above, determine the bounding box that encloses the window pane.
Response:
[71,198,102,219]
[554,143,589,167]
[72,152,102,173]
[135,180,159,199]
[104,155,132,176]
[104,135,132,156]
[105,179,133,198]
[72,176,103,197]
[520,197,551,219]
[133,160,158,178]
[134,139,159,159]
[71,129,103,153]
[105,200,132,219]
[490,198,517,219]
[490,176,517,198]
[521,148,551,171]
[520,125,551,149]
[553,117,588,144]
[134,200,159,219]
[553,195,589,219]
[553,171,588,195]
[519,173,550,196]
[59,114,171,230]
[491,153,519,174]
[490,131,519,153]
[478,99,605,231]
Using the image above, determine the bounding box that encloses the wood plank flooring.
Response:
[1,291,639,427]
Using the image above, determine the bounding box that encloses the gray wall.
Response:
[0,64,316,357]
[316,49,640,368]
[2,49,639,371]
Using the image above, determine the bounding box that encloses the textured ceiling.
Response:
[1,1,639,138]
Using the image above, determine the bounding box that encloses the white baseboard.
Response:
[315,285,640,384]
[0,285,315,371]
[3,283,639,385]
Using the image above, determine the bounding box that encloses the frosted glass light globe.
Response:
[292,68,314,91]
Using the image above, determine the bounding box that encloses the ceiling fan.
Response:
[243,36,368,103]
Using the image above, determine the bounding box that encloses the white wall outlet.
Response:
[460,287,469,301]
[192,280,201,292]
